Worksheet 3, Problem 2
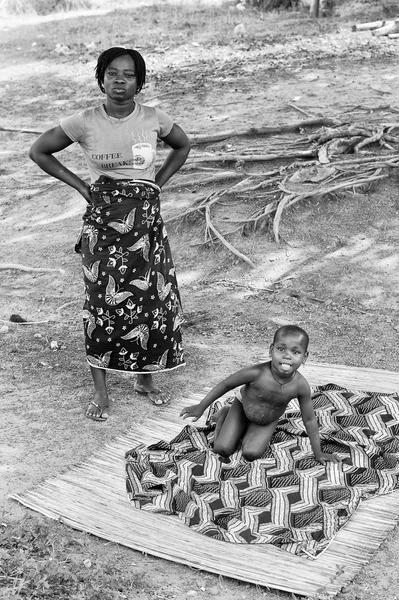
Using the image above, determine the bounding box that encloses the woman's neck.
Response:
[103,99,135,119]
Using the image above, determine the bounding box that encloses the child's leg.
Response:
[213,398,248,458]
[241,419,279,461]
[213,405,230,442]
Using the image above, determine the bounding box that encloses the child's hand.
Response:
[180,404,204,422]
[315,452,341,465]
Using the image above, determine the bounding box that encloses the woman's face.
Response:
[102,54,138,102]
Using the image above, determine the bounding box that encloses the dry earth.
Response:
[1,1,399,599]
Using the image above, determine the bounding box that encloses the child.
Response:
[180,325,339,464]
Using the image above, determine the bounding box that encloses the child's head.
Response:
[269,325,309,373]
[272,325,309,351]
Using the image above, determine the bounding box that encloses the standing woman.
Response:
[29,47,191,421]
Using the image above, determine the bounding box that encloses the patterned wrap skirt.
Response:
[79,177,185,374]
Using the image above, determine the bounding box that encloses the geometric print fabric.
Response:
[126,384,399,557]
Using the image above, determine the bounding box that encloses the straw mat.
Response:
[11,363,399,598]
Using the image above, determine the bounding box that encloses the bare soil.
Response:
[1,1,399,599]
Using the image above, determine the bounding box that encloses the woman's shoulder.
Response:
[136,102,172,119]
[135,103,174,135]
[62,104,102,122]
[60,104,104,139]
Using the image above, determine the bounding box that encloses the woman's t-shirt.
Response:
[60,103,174,182]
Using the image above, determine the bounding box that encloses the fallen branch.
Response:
[204,206,255,269]
[188,118,342,145]
[1,318,50,325]
[0,263,65,273]
[184,150,316,166]
[329,154,399,167]
[165,170,243,190]
[0,125,43,134]
[354,128,384,152]
[288,103,316,118]
[352,20,386,31]
[57,299,81,313]
[308,125,372,143]
[273,169,388,242]
[373,19,399,36]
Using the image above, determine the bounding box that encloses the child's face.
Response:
[269,333,308,375]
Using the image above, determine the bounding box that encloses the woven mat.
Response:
[11,363,399,598]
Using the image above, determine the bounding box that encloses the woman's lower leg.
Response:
[86,366,109,417]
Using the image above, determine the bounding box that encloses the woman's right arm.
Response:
[29,126,92,203]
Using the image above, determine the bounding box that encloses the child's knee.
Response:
[213,440,235,458]
[211,404,229,424]
[242,445,265,462]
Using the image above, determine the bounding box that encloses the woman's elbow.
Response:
[28,143,48,166]
[183,139,191,158]
[28,144,39,164]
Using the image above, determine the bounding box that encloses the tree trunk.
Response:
[310,0,319,18]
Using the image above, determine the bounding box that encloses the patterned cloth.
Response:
[79,177,185,373]
[126,384,399,557]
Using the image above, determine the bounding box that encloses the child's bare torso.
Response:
[240,362,303,426]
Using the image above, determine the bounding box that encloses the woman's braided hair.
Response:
[95,47,146,94]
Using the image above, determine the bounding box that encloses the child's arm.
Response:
[298,382,340,465]
[180,364,261,422]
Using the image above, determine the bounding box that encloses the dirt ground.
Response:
[1,1,399,598]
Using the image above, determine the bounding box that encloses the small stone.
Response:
[209,587,219,596]
[380,577,391,590]
[186,592,197,598]
[9,314,26,323]
[0,325,9,334]
[50,340,59,350]
[34,333,42,339]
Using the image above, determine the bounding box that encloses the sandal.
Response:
[147,391,171,406]
[134,385,171,406]
[86,401,109,422]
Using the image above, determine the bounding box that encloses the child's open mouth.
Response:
[280,363,291,372]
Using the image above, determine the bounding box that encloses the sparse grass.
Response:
[12,2,242,48]
[0,0,91,15]
[0,517,149,600]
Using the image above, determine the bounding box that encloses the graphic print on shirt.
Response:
[132,129,156,170]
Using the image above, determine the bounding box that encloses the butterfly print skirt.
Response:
[79,177,185,374]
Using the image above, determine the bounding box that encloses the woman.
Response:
[29,47,191,421]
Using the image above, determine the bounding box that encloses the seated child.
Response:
[180,325,339,464]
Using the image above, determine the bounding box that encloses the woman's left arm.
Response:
[155,124,191,189]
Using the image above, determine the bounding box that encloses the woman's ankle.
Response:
[93,390,109,407]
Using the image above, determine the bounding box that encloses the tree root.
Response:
[0,263,65,274]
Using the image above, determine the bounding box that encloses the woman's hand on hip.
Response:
[78,181,93,204]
